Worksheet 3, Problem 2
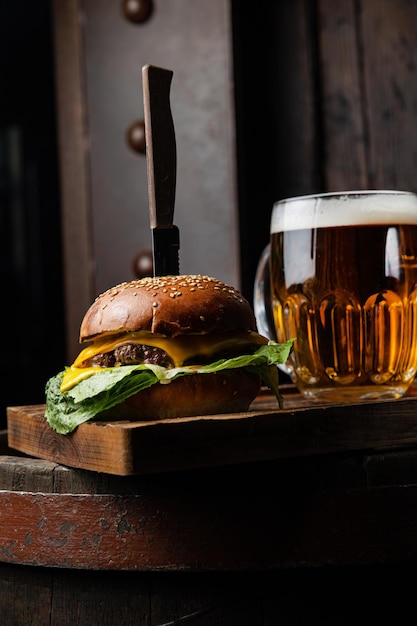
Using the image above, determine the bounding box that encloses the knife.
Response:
[142,64,180,276]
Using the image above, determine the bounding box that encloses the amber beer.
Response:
[268,191,417,402]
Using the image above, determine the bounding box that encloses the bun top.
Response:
[80,275,257,342]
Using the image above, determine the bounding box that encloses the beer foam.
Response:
[271,191,417,232]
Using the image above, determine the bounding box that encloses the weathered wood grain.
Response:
[51,0,95,363]
[7,390,417,475]
[1,453,417,571]
[361,0,417,190]
[317,0,368,190]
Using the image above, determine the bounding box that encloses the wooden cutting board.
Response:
[7,388,417,476]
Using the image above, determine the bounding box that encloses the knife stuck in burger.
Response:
[143,64,180,277]
[44,275,293,433]
[43,65,293,434]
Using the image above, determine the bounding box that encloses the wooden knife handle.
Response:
[142,64,177,229]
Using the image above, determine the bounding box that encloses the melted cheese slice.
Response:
[60,330,267,393]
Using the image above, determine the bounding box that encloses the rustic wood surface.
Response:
[2,395,417,619]
[1,560,411,626]
[4,385,417,571]
[7,388,417,475]
[1,449,417,573]
[1,477,417,572]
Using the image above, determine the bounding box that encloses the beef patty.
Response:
[79,341,259,369]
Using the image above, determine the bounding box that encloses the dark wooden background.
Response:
[3,0,417,419]
[234,0,417,296]
[2,1,417,623]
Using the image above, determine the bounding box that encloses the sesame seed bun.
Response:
[80,275,257,341]
[75,275,262,420]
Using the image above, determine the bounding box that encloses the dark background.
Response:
[0,2,64,427]
[2,0,417,429]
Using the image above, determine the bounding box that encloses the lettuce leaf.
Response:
[45,339,294,434]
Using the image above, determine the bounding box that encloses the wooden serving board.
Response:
[7,389,417,476]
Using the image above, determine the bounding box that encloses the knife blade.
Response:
[142,64,180,276]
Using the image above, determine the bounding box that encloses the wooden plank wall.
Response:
[318,0,417,191]
[234,0,417,296]
[51,0,96,362]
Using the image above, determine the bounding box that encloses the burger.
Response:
[45,275,293,434]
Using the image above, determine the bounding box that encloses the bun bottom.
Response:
[120,370,261,420]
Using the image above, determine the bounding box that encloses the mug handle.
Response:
[253,243,277,341]
[254,244,293,378]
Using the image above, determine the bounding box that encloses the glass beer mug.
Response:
[254,190,417,403]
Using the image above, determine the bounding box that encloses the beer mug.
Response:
[254,190,417,403]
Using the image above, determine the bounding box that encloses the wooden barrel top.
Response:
[3,388,417,571]
[1,450,417,570]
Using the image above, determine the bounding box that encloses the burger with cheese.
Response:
[45,275,293,434]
